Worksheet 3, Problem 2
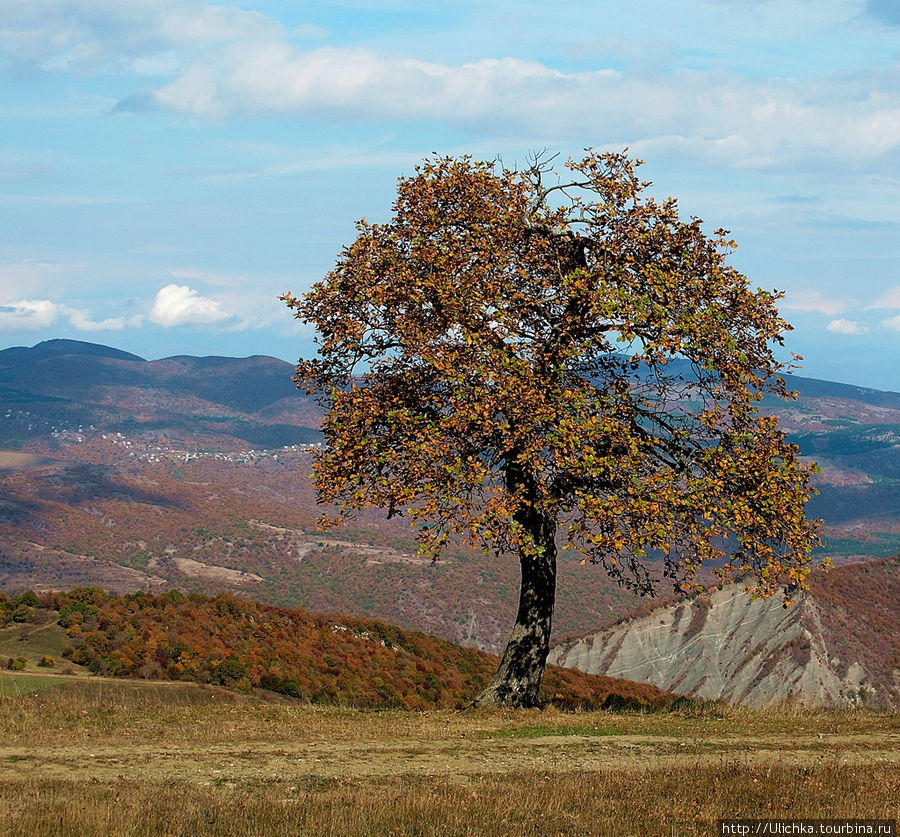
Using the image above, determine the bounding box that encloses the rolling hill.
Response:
[0,339,321,450]
[1,587,678,711]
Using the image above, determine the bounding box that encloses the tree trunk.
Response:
[472,509,557,708]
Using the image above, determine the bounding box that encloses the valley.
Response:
[0,434,646,654]
[0,339,898,709]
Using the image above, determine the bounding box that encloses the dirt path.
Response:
[3,729,896,785]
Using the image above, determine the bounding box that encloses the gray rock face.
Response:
[549,585,881,708]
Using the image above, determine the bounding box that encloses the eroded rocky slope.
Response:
[550,558,899,708]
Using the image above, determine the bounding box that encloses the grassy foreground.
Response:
[0,674,897,836]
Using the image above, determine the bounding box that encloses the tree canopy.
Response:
[282,150,821,707]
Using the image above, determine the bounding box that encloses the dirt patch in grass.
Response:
[168,557,264,585]
[2,725,896,785]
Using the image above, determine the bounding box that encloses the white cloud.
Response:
[882,315,900,331]
[5,2,900,166]
[0,0,281,74]
[782,289,848,317]
[0,297,147,332]
[119,45,900,164]
[826,318,869,335]
[164,269,301,331]
[870,285,900,309]
[0,299,60,330]
[149,283,231,327]
[138,48,575,122]
[67,309,131,331]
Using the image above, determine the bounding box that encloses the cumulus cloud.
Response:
[149,283,231,327]
[163,268,301,331]
[0,297,146,332]
[882,315,900,331]
[826,318,868,335]
[782,289,848,317]
[0,299,60,330]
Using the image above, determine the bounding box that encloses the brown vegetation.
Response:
[1,588,676,711]
[808,555,900,689]
[0,681,896,836]
[0,446,646,651]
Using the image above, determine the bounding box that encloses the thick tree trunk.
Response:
[472,509,557,708]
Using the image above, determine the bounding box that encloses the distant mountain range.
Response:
[2,338,898,559]
[0,339,321,451]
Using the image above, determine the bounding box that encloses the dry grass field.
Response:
[0,672,897,836]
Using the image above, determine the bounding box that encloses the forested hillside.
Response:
[1,588,678,710]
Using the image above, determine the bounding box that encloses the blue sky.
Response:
[1,0,899,390]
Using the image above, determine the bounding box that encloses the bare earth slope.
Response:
[550,557,899,708]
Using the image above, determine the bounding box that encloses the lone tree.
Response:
[282,150,820,708]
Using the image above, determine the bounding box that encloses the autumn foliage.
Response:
[283,150,821,706]
[35,588,676,710]
[807,555,900,698]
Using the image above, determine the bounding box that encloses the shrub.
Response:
[66,586,108,605]
[12,590,39,608]
[282,679,301,698]
[38,655,55,668]
[12,605,33,623]
[211,655,247,686]
[601,693,649,712]
[7,657,27,671]
[57,602,96,627]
